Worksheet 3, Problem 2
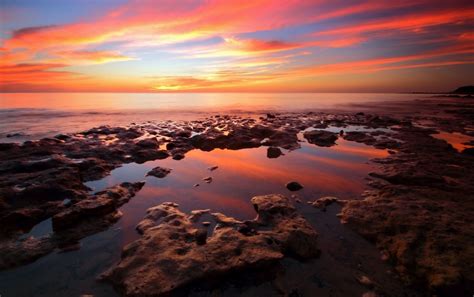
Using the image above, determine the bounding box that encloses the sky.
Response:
[0,0,473,93]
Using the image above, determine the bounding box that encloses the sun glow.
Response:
[1,0,473,92]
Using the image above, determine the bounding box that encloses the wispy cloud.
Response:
[1,0,473,92]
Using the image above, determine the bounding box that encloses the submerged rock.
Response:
[101,194,319,296]
[208,165,219,171]
[146,166,171,178]
[203,176,213,183]
[286,181,303,191]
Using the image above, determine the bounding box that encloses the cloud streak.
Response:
[1,0,473,92]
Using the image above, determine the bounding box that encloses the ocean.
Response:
[0,92,424,142]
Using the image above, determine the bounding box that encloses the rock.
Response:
[146,166,171,178]
[193,183,200,187]
[303,130,338,147]
[266,113,276,118]
[462,147,474,156]
[101,194,319,296]
[55,134,71,140]
[309,196,339,211]
[343,131,376,145]
[203,176,213,183]
[132,149,169,163]
[194,228,208,245]
[0,236,56,270]
[6,132,25,138]
[357,275,374,288]
[136,138,159,149]
[172,153,185,160]
[211,212,242,226]
[202,221,211,226]
[52,182,144,230]
[165,142,176,150]
[451,85,474,94]
[267,147,282,158]
[188,209,210,222]
[286,181,303,191]
[208,165,218,171]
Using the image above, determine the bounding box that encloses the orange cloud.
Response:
[286,43,474,77]
[1,1,473,92]
[52,50,135,64]
[313,7,474,38]
[0,63,83,92]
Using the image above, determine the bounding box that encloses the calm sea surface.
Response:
[0,92,425,142]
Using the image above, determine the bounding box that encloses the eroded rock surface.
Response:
[0,182,144,270]
[52,182,144,230]
[101,194,319,297]
[341,123,474,296]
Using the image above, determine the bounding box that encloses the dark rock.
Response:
[286,181,303,191]
[194,228,208,245]
[266,113,276,118]
[343,131,376,145]
[267,147,282,158]
[172,153,185,160]
[6,132,25,138]
[136,138,159,149]
[462,147,474,156]
[303,130,338,147]
[147,167,171,178]
[54,134,71,140]
[451,85,474,94]
[52,182,144,230]
[166,142,176,150]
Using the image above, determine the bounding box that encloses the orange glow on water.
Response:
[84,139,388,244]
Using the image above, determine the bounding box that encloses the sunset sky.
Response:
[1,0,473,93]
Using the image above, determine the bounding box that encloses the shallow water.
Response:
[432,131,474,152]
[0,92,423,142]
[0,129,389,297]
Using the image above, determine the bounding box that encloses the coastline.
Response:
[0,96,473,296]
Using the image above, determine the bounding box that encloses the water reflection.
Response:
[0,136,387,297]
[432,131,473,152]
[86,138,387,244]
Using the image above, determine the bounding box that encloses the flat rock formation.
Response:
[0,182,144,270]
[146,166,171,178]
[340,123,474,296]
[101,194,319,297]
[52,182,144,230]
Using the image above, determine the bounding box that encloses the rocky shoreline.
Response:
[0,97,473,296]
